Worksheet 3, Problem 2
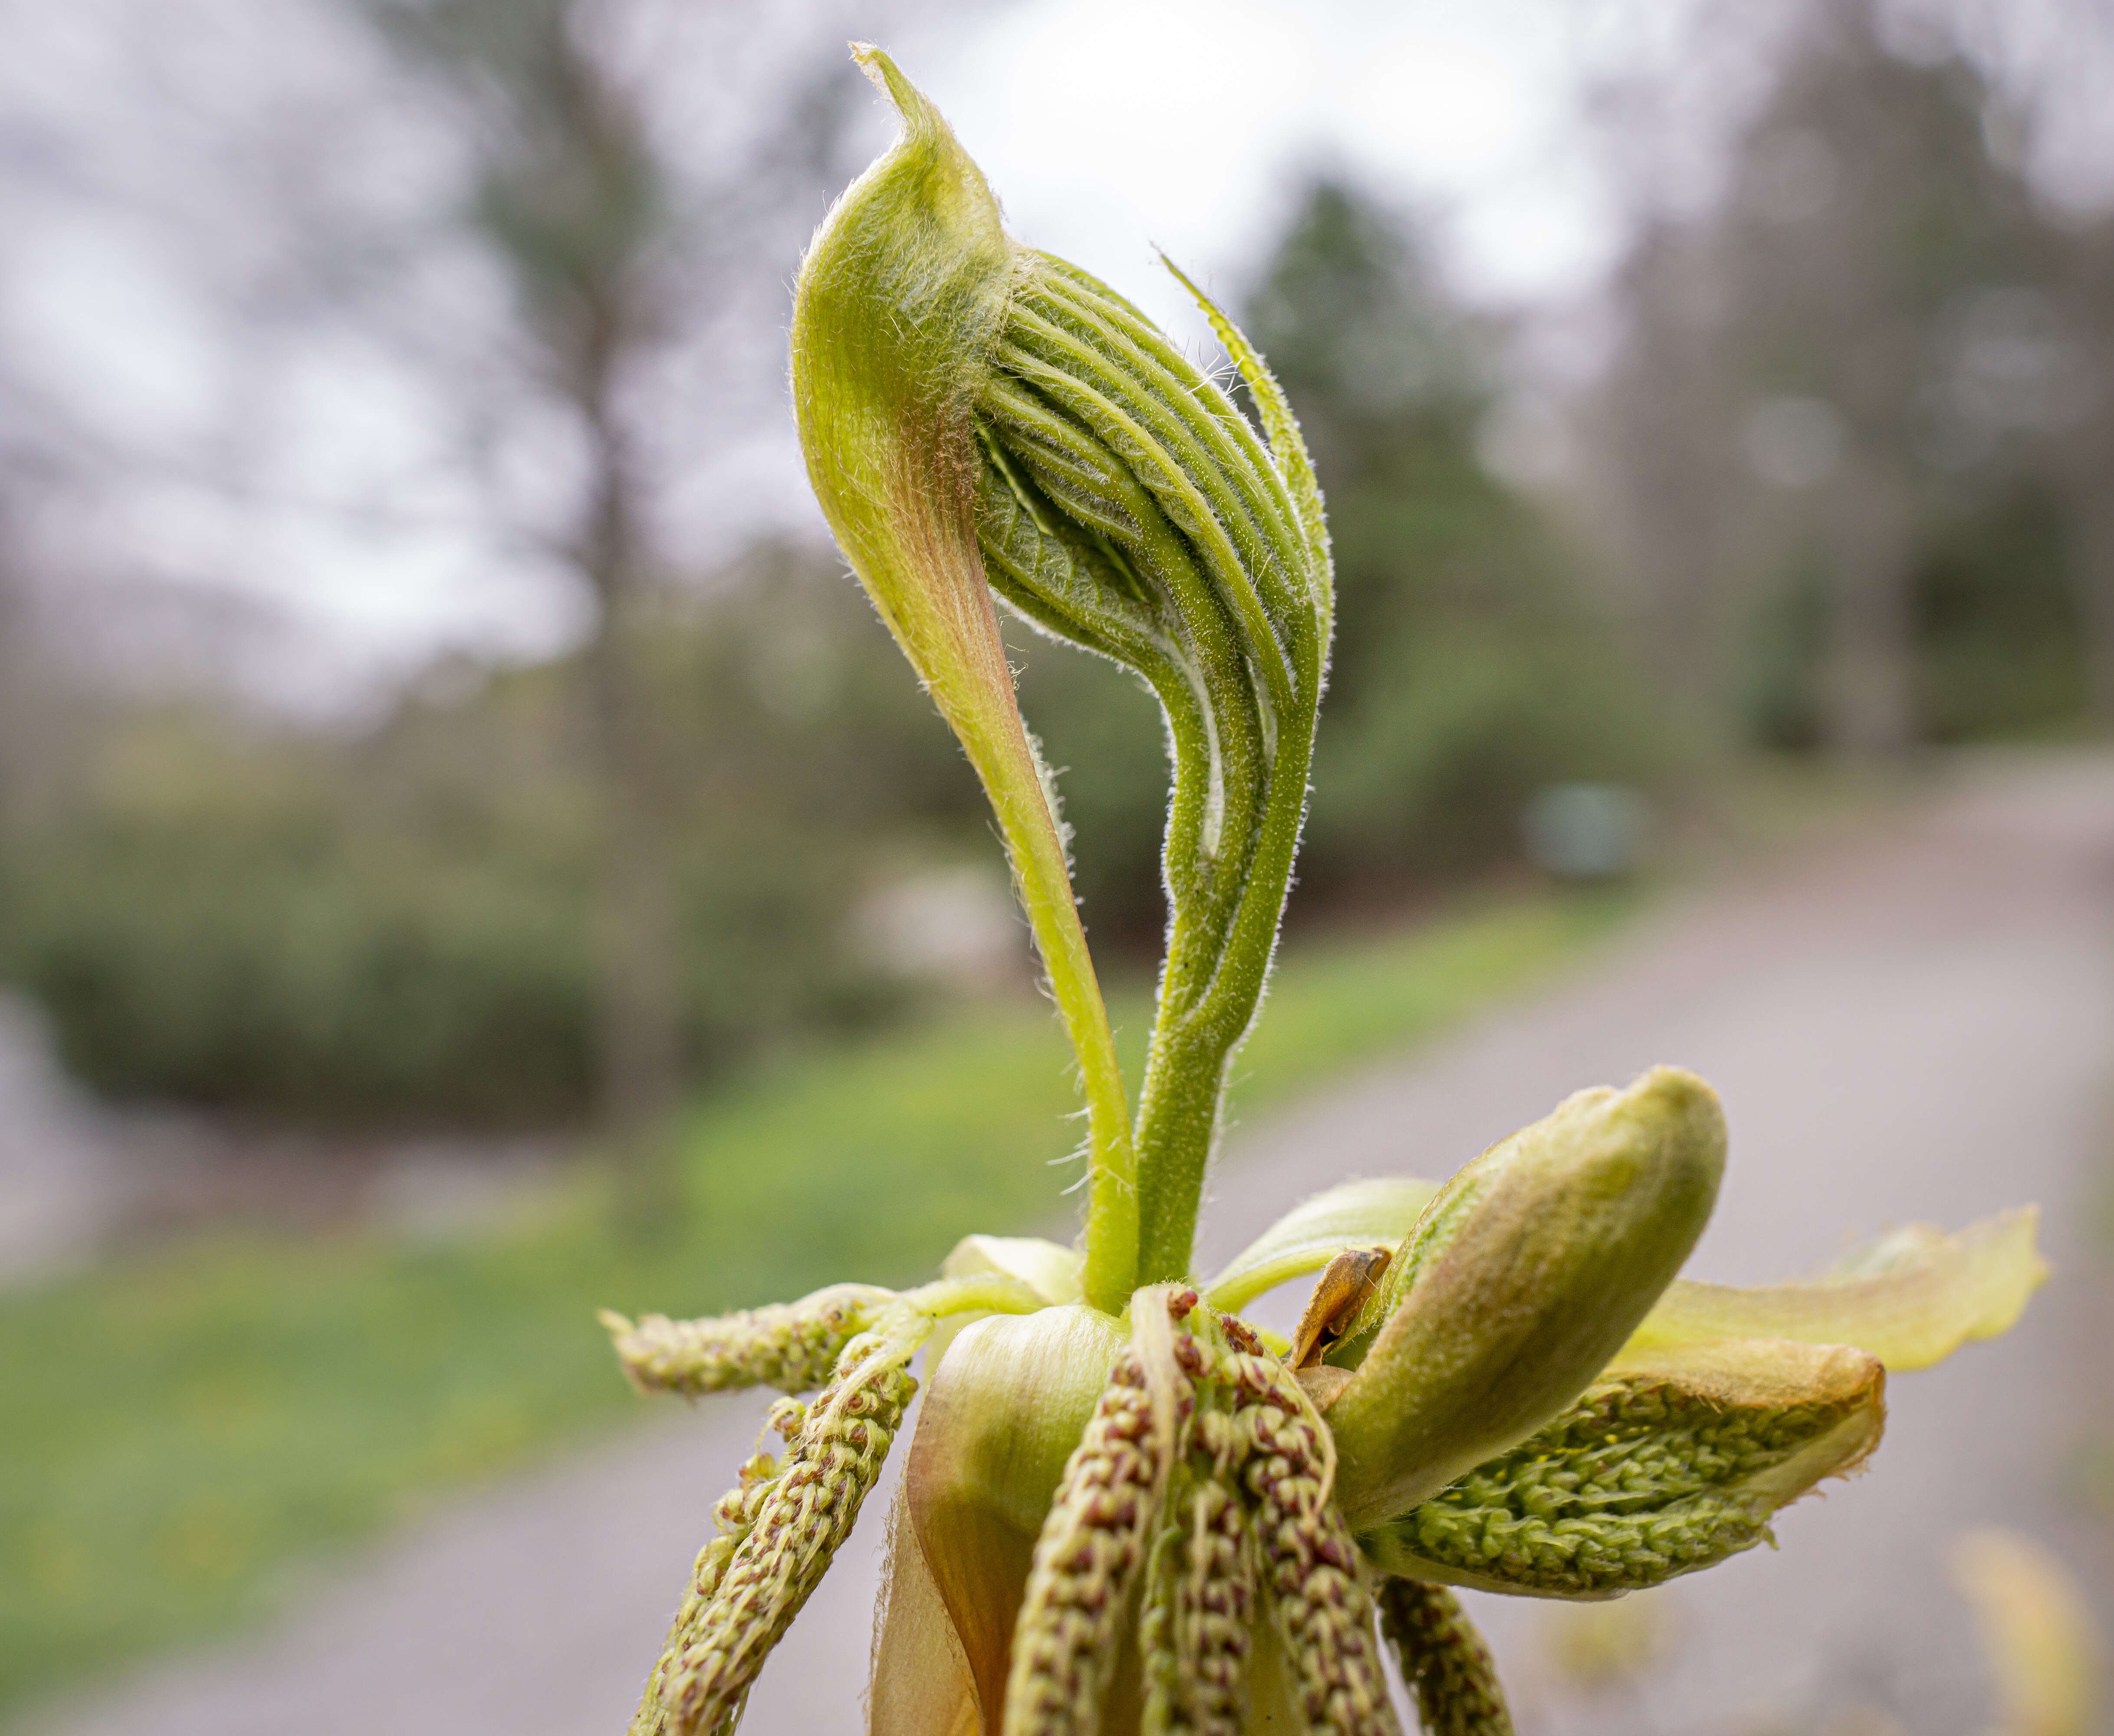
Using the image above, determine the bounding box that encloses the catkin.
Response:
[1227,1353,1400,1736]
[1142,1475,1256,1736]
[629,1398,805,1736]
[1377,1579,1512,1736]
[1005,1293,1198,1736]
[657,1333,917,1736]
[602,1284,892,1396]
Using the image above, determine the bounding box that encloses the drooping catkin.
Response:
[1226,1352,1401,1736]
[1004,1290,1199,1736]
[1142,1474,1256,1736]
[657,1332,917,1736]
[629,1399,806,1736]
[1377,1579,1513,1736]
[601,1283,893,1396]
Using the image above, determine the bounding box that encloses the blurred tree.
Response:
[1584,220,1744,734]
[1239,178,1663,894]
[1716,0,2046,756]
[2047,215,2114,726]
[362,0,882,1219]
[0,518,22,837]
[1590,0,2102,756]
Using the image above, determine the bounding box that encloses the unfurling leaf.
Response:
[1204,1178,1440,1313]
[1626,1208,2045,1370]
[792,44,1137,1312]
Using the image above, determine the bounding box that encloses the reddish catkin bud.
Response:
[600,1285,892,1397]
[658,1332,918,1736]
[1005,1292,1197,1736]
[1229,1354,1401,1736]
[1376,1579,1514,1736]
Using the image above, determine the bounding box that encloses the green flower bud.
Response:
[652,1328,922,1736]
[599,1284,893,1396]
[1325,1067,1726,1529]
[629,1440,789,1736]
[1359,1336,1885,1598]
[1141,1476,1256,1736]
[1230,1366,1401,1736]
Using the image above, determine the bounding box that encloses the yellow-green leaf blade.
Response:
[1624,1207,2046,1371]
[1202,1177,1440,1312]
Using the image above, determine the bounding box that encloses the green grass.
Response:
[0,888,1629,1722]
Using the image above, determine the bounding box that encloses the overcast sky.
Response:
[2,0,2107,713]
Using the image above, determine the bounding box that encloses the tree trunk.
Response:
[1820,449,1919,759]
[582,403,687,1233]
[2065,445,2114,732]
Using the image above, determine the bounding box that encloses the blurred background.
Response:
[2,0,2111,1732]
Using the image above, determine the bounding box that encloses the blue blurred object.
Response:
[1522,783,1649,880]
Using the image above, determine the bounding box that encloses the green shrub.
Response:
[0,589,940,1128]
[0,829,592,1124]
[0,815,900,1127]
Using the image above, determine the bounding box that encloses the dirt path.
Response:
[0,997,569,1282]
[22,753,2114,1736]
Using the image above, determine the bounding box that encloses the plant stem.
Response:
[971,713,1139,1315]
[1131,686,1319,1284]
[1124,262,1333,1286]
